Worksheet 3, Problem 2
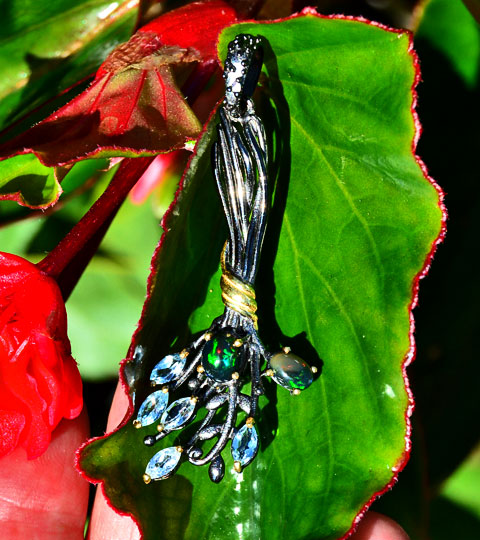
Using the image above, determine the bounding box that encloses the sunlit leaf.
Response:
[0,154,60,208]
[79,13,444,540]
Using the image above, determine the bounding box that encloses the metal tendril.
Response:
[135,34,316,485]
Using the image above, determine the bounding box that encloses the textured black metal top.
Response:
[223,34,264,117]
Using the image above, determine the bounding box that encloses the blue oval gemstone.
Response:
[136,390,169,427]
[150,353,187,385]
[231,424,258,467]
[145,446,182,480]
[161,397,196,431]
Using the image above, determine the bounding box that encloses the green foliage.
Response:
[417,0,480,86]
[0,0,138,208]
[0,0,137,131]
[67,196,162,380]
[79,15,443,540]
[0,154,60,207]
[372,1,480,538]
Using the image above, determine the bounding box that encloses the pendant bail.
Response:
[223,34,263,118]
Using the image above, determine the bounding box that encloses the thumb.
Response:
[88,381,140,540]
[0,409,90,539]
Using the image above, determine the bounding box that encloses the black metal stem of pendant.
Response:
[141,34,273,483]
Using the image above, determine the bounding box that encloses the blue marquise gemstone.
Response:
[150,353,187,385]
[136,390,169,427]
[145,446,182,480]
[161,397,196,431]
[231,424,259,467]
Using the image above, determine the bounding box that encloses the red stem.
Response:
[36,58,220,300]
[37,157,154,300]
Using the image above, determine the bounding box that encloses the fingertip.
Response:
[351,511,410,540]
[87,487,140,540]
[88,381,140,540]
[0,411,90,539]
[106,380,131,431]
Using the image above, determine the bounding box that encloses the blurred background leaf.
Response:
[0,166,163,381]
[372,1,480,538]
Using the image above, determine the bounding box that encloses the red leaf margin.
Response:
[75,8,448,540]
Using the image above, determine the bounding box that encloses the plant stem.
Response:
[37,157,154,300]
[36,56,220,300]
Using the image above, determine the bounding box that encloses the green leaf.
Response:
[416,0,480,87]
[0,0,137,132]
[67,196,163,381]
[426,447,480,539]
[441,446,480,522]
[0,154,114,210]
[0,154,60,207]
[79,14,444,540]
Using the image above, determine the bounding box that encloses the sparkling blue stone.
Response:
[150,353,186,385]
[161,397,196,431]
[136,390,169,427]
[231,424,258,467]
[145,446,182,480]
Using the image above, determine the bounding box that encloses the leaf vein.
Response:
[291,115,386,289]
[283,214,335,515]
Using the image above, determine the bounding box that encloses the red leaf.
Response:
[0,0,237,167]
[138,0,239,59]
[0,253,82,459]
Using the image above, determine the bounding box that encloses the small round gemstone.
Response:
[269,352,314,391]
[201,329,245,382]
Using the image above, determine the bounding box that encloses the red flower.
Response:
[0,253,82,459]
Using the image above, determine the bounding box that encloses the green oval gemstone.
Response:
[201,330,244,382]
[270,352,314,391]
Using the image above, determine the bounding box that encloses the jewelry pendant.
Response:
[135,34,317,484]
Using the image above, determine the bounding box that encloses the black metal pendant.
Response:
[134,34,317,484]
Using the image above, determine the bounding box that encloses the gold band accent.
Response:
[220,244,258,328]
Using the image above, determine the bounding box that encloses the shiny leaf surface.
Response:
[79,13,444,540]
